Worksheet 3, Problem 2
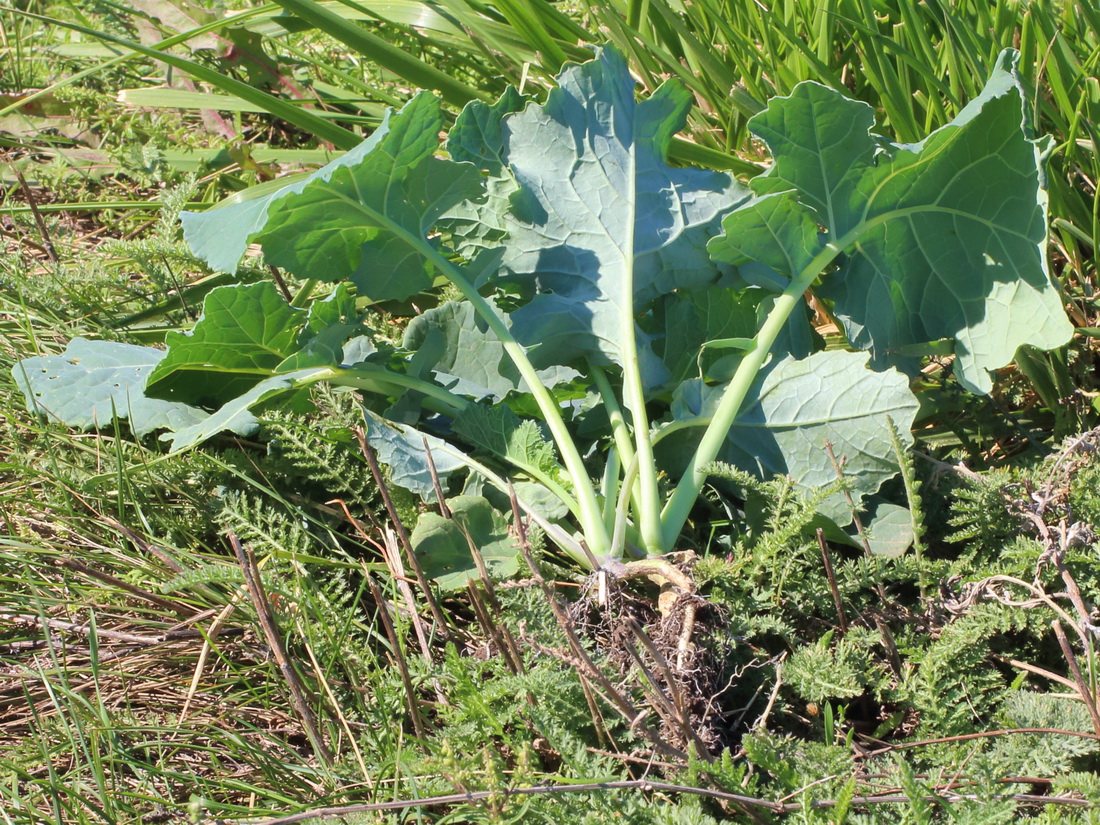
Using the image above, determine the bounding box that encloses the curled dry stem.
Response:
[602,557,695,593]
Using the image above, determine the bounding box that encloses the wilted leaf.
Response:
[131,0,219,51]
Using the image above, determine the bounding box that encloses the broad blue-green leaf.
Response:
[819,499,915,557]
[181,93,483,301]
[748,85,877,210]
[12,338,206,438]
[146,283,306,406]
[655,286,815,389]
[672,350,919,522]
[463,475,571,522]
[862,501,914,558]
[362,408,466,499]
[277,323,362,373]
[411,495,519,590]
[453,404,559,478]
[740,50,1072,394]
[496,48,750,379]
[452,404,573,518]
[447,86,526,173]
[278,283,364,372]
[165,368,328,451]
[404,300,578,399]
[301,282,360,336]
[442,87,526,262]
[364,409,580,553]
[341,336,379,367]
[708,192,825,288]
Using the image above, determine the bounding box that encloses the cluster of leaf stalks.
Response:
[4,0,1100,823]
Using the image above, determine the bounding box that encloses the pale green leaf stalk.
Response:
[661,239,847,545]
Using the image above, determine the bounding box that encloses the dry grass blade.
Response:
[0,611,215,645]
[816,528,848,634]
[1051,619,1100,736]
[623,618,710,757]
[506,484,685,761]
[365,576,427,739]
[56,556,199,618]
[355,425,450,636]
[248,779,1094,824]
[230,531,335,766]
[11,168,57,263]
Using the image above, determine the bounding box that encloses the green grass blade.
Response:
[8,8,363,150]
[488,0,568,71]
[669,139,764,177]
[0,3,279,119]
[270,0,487,107]
[118,87,384,122]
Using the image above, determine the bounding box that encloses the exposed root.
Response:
[678,599,698,672]
[567,554,736,754]
[604,554,702,673]
[602,556,695,596]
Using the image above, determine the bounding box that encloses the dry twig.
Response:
[248,778,1092,825]
[231,532,334,766]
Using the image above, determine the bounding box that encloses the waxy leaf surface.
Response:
[442,87,526,262]
[411,495,519,590]
[708,192,824,287]
[146,282,306,405]
[453,405,559,479]
[673,350,919,522]
[495,48,749,379]
[724,51,1072,393]
[13,338,206,438]
[363,409,466,499]
[181,93,482,301]
[404,300,577,399]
